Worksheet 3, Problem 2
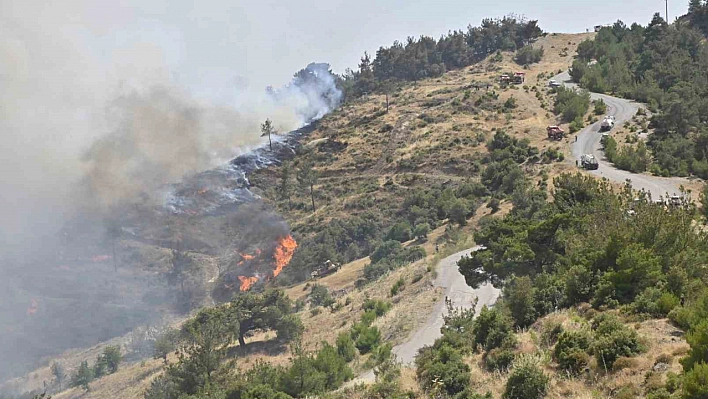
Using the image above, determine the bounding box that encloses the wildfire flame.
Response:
[239,249,262,262]
[238,275,259,291]
[273,235,297,278]
[27,299,39,316]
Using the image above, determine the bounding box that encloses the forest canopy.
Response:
[569,10,708,178]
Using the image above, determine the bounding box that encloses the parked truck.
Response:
[580,154,599,170]
[600,115,616,132]
[547,125,564,141]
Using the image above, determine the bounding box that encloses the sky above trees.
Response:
[3,0,686,105]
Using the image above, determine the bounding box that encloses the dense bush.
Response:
[363,299,393,317]
[472,306,517,352]
[604,136,650,173]
[416,344,471,396]
[591,314,645,370]
[682,320,708,371]
[364,242,426,281]
[309,284,335,308]
[385,221,412,242]
[485,347,516,371]
[593,99,607,115]
[514,45,544,65]
[460,172,701,310]
[503,358,549,399]
[554,330,592,375]
[683,362,708,399]
[553,86,590,123]
[336,331,357,362]
[503,275,537,328]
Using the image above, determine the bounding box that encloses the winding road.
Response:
[356,247,500,382]
[354,72,697,385]
[555,71,690,200]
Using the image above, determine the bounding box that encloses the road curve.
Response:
[554,71,689,200]
[356,246,500,382]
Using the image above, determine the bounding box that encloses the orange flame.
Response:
[240,252,255,261]
[27,299,39,316]
[273,235,297,278]
[238,276,259,291]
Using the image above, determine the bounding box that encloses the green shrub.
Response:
[682,320,708,371]
[592,321,645,370]
[540,321,563,347]
[386,221,412,242]
[503,358,548,399]
[646,388,672,399]
[363,299,392,317]
[390,278,405,296]
[355,325,381,354]
[657,293,680,316]
[504,275,537,328]
[336,332,357,362]
[554,86,590,123]
[485,347,516,371]
[310,284,335,308]
[472,306,517,352]
[569,118,584,133]
[415,345,471,396]
[683,362,708,399]
[370,241,403,263]
[514,45,544,65]
[413,223,431,240]
[554,330,592,375]
[593,99,607,115]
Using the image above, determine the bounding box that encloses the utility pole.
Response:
[666,0,669,22]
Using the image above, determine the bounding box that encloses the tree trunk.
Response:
[238,333,246,350]
[385,93,389,113]
[288,195,292,210]
[268,132,272,151]
[310,184,315,212]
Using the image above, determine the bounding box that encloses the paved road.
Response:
[356,247,500,382]
[554,71,689,200]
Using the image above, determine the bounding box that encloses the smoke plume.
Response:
[0,0,341,384]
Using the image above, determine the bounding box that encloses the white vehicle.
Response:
[548,80,561,88]
[600,115,616,132]
[580,154,599,170]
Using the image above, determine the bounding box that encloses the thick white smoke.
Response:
[0,4,342,249]
[0,0,342,383]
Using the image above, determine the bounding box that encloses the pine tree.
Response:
[261,119,276,151]
[71,361,94,392]
[689,0,703,14]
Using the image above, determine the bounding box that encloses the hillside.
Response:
[1,31,590,399]
[9,29,708,399]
